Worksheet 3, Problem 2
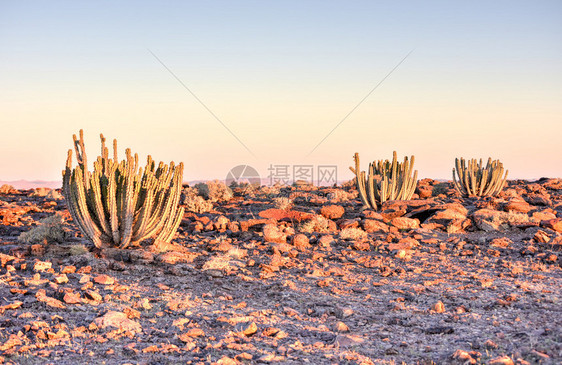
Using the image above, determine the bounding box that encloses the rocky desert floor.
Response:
[0,179,561,365]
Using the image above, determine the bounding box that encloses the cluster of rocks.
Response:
[0,178,560,364]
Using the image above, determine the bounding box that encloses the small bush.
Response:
[298,215,331,234]
[19,213,68,244]
[273,197,294,211]
[182,188,213,213]
[195,180,233,202]
[339,227,368,240]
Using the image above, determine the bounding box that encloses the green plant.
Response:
[452,157,508,197]
[350,151,418,210]
[62,130,184,249]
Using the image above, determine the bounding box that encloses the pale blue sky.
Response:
[1,1,561,182]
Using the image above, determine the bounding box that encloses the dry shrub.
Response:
[339,227,368,240]
[182,187,213,213]
[195,180,233,202]
[19,213,69,244]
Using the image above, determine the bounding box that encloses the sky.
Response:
[1,0,561,185]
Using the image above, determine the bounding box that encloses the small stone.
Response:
[216,356,238,365]
[84,290,103,303]
[291,234,310,250]
[183,328,205,338]
[390,217,419,230]
[394,249,408,260]
[484,339,498,349]
[317,235,334,248]
[362,219,389,233]
[263,224,286,243]
[504,199,532,213]
[242,322,258,336]
[334,321,349,333]
[54,274,69,284]
[452,349,476,364]
[490,237,512,248]
[431,301,445,313]
[63,292,81,304]
[94,311,142,334]
[33,260,52,272]
[541,218,562,233]
[320,205,345,220]
[488,355,514,365]
[533,230,550,243]
[36,289,66,309]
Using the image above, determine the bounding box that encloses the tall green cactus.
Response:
[62,130,184,249]
[350,151,418,210]
[452,157,508,198]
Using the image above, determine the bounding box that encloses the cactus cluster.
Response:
[453,157,508,197]
[62,130,184,249]
[350,151,418,210]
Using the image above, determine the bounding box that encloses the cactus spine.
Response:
[62,130,184,249]
[452,157,508,197]
[350,151,418,210]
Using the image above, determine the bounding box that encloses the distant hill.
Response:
[0,180,62,190]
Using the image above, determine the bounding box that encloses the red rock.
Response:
[36,289,66,309]
[291,234,310,250]
[185,328,205,337]
[317,235,334,248]
[431,301,445,313]
[320,205,345,220]
[362,210,384,220]
[430,208,467,222]
[84,290,103,303]
[334,321,350,332]
[534,230,550,243]
[472,209,514,231]
[33,260,52,272]
[157,251,196,265]
[0,334,22,352]
[390,217,419,230]
[541,218,562,233]
[242,322,258,336]
[490,237,512,248]
[258,209,313,222]
[63,292,81,304]
[504,198,532,213]
[362,219,389,233]
[218,356,238,365]
[488,355,514,365]
[0,301,23,314]
[446,219,471,233]
[142,345,159,353]
[417,185,433,199]
[533,211,557,221]
[93,274,115,285]
[452,349,476,364]
[61,265,76,274]
[380,208,407,221]
[337,218,360,229]
[263,224,286,243]
[94,311,142,334]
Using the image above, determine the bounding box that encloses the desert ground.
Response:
[0,179,560,364]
